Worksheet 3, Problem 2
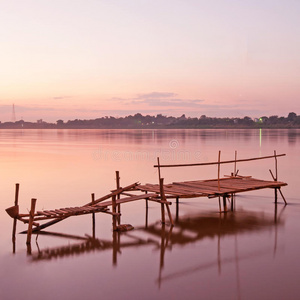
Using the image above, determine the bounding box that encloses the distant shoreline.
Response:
[1,112,299,129]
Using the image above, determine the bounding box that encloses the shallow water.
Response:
[1,129,300,300]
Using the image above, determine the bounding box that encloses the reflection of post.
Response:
[112,231,118,266]
[12,183,20,253]
[91,193,96,239]
[158,225,166,289]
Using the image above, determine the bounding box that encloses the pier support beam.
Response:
[12,183,20,253]
[26,198,37,246]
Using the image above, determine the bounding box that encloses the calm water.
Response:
[1,129,300,300]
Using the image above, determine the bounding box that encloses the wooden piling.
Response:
[12,183,20,250]
[234,150,237,176]
[26,198,37,245]
[159,178,166,224]
[112,195,117,231]
[91,193,95,238]
[222,195,227,212]
[218,151,221,191]
[274,150,278,181]
[176,197,179,222]
[116,171,121,225]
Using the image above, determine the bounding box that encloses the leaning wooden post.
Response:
[12,183,20,248]
[26,198,37,245]
[218,151,221,191]
[159,178,166,224]
[112,195,117,231]
[157,157,162,181]
[115,171,121,225]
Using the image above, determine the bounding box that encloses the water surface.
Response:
[1,129,299,300]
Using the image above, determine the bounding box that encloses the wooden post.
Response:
[231,193,234,211]
[218,151,221,191]
[222,195,227,212]
[278,188,287,205]
[145,191,148,209]
[176,197,179,222]
[275,188,278,204]
[234,150,237,176]
[157,157,162,181]
[116,171,121,225]
[12,183,20,252]
[274,150,278,181]
[159,178,165,224]
[26,198,37,245]
[112,195,117,231]
[91,193,95,239]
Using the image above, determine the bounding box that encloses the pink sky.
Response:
[1,0,299,122]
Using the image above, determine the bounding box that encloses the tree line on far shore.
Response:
[1,112,300,129]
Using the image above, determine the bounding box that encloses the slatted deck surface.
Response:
[36,205,110,219]
[137,177,287,198]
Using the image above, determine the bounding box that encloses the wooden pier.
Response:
[5,151,287,247]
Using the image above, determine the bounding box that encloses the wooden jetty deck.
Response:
[137,177,287,199]
[5,151,288,247]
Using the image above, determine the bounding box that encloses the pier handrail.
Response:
[154,153,286,168]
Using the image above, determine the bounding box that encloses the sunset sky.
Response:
[1,0,299,122]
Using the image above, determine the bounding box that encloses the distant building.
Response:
[37,119,43,124]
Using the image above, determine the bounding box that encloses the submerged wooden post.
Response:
[91,193,96,239]
[159,178,166,224]
[218,151,221,191]
[26,198,37,245]
[112,195,117,231]
[176,197,179,222]
[222,195,227,212]
[116,171,121,225]
[12,183,20,251]
[274,150,278,181]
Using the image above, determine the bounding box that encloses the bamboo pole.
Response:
[154,153,286,168]
[222,195,227,212]
[278,188,287,205]
[159,178,165,224]
[218,151,221,191]
[12,183,20,251]
[157,157,162,181]
[274,150,278,181]
[234,151,237,176]
[112,195,117,231]
[116,171,121,225]
[26,198,37,245]
[91,193,95,239]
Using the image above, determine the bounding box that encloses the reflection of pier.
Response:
[5,152,287,248]
[17,205,284,295]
